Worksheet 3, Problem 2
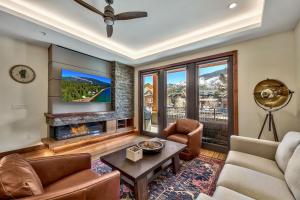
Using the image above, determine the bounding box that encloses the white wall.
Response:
[135,31,300,141]
[0,35,48,152]
[295,20,300,118]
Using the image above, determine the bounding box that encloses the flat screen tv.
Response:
[61,69,111,103]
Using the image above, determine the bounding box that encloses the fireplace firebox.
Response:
[51,121,106,140]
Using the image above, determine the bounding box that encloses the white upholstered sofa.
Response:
[198,131,300,200]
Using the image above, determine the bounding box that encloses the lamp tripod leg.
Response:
[258,114,269,139]
[268,112,272,131]
[270,113,279,142]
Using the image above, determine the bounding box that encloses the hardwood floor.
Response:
[17,133,227,161]
[199,148,227,161]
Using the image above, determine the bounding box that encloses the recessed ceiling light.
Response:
[229,3,238,9]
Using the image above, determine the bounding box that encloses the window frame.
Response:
[138,51,238,150]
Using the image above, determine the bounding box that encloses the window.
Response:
[166,67,187,124]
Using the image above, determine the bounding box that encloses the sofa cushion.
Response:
[226,151,284,179]
[213,186,254,200]
[176,119,199,134]
[44,169,99,192]
[217,164,294,200]
[285,145,300,200]
[275,131,300,172]
[0,154,44,199]
[168,134,188,144]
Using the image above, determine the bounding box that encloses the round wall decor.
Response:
[9,65,36,84]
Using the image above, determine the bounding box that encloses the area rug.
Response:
[92,155,224,200]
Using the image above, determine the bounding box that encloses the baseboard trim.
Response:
[0,144,47,158]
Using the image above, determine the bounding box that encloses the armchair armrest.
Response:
[187,124,203,153]
[230,136,279,160]
[20,171,120,200]
[28,153,91,186]
[195,193,216,200]
[162,123,176,138]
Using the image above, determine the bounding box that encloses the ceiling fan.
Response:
[74,0,148,38]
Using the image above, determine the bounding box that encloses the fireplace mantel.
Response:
[45,111,116,126]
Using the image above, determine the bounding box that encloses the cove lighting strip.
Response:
[0,0,265,60]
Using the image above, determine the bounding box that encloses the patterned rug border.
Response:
[195,155,225,195]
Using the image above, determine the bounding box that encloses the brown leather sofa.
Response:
[162,118,203,160]
[17,154,120,200]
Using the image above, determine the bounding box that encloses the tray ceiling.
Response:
[0,0,299,65]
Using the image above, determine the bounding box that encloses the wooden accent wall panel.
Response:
[48,45,112,114]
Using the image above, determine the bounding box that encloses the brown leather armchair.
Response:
[162,118,203,160]
[20,154,120,200]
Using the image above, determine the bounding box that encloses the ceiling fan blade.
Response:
[74,0,104,17]
[107,25,113,37]
[114,12,148,20]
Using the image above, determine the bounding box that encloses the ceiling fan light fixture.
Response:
[104,17,114,25]
[74,0,148,38]
[229,3,238,9]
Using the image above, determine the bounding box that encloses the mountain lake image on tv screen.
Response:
[61,69,111,103]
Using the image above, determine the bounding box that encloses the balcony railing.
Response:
[199,108,228,122]
[166,107,228,123]
[167,107,186,124]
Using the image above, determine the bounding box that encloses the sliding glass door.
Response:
[142,73,158,134]
[197,60,231,149]
[140,71,164,136]
[139,52,237,151]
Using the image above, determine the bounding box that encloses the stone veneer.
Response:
[45,111,116,127]
[112,62,134,119]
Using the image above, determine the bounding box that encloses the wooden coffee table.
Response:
[101,139,186,200]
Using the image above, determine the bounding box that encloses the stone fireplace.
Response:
[51,121,106,140]
[44,111,116,140]
[43,111,134,152]
[43,46,134,150]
